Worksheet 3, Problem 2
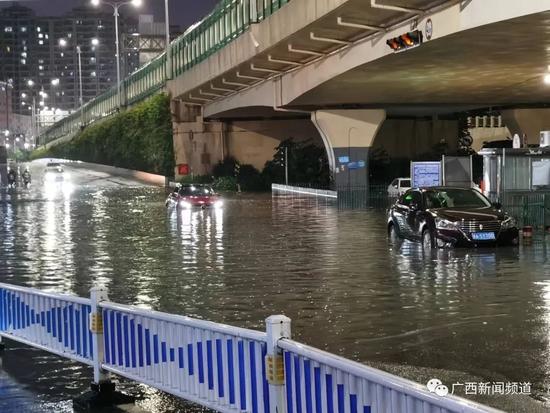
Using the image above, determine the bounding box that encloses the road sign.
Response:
[411,161,441,187]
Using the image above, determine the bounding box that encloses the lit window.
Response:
[36,27,41,32]
[38,33,43,39]
[6,46,10,52]
[39,65,43,70]
[21,52,27,58]
[4,27,13,33]
[91,71,96,77]
[45,34,49,39]
[38,59,44,64]
[39,40,43,45]
[21,59,26,64]
[60,52,64,57]
[21,27,27,32]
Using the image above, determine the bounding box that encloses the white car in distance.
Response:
[44,162,65,182]
[388,177,411,197]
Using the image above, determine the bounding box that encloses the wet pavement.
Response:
[0,160,549,412]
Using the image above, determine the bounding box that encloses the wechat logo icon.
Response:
[427,378,449,397]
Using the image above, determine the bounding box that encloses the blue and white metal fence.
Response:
[0,283,94,366]
[0,283,501,413]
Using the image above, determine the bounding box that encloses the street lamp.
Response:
[165,0,171,79]
[59,38,99,108]
[91,0,143,107]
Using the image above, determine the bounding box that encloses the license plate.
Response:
[472,232,496,241]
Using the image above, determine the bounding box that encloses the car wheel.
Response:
[422,228,434,249]
[388,223,401,245]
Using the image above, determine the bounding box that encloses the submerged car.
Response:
[44,162,65,181]
[166,184,223,209]
[387,187,519,248]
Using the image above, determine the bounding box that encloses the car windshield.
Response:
[47,163,61,167]
[179,185,213,196]
[424,188,491,209]
[401,179,411,187]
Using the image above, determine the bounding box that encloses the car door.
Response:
[393,190,414,238]
[406,190,425,239]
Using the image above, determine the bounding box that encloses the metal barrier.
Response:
[279,340,500,413]
[100,301,269,412]
[0,283,500,412]
[501,191,550,228]
[39,0,293,146]
[0,283,94,366]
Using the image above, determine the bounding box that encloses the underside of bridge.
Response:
[170,0,550,186]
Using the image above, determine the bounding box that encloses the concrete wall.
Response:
[225,118,321,171]
[173,120,226,177]
[501,109,550,146]
[172,101,323,177]
[469,126,510,151]
[372,119,459,159]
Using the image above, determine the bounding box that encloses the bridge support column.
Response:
[312,109,386,206]
[171,101,226,179]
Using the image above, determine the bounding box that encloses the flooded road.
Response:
[0,160,549,412]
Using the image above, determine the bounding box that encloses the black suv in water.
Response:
[388,187,519,248]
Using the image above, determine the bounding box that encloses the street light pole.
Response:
[77,46,83,107]
[113,6,122,107]
[165,0,172,80]
[91,0,143,108]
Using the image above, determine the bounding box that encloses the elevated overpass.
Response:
[39,0,550,187]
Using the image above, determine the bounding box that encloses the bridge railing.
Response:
[39,0,292,146]
[0,282,500,413]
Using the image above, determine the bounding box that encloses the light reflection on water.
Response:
[0,185,550,411]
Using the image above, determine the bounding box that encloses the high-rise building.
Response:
[0,2,139,116]
[125,14,180,67]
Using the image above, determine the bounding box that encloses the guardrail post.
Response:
[75,285,134,409]
[90,285,110,387]
[266,315,291,413]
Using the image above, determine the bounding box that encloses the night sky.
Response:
[2,0,220,30]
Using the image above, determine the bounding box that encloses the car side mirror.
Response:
[492,202,502,209]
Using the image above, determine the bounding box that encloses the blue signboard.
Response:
[411,161,441,187]
[347,160,366,170]
[338,156,350,163]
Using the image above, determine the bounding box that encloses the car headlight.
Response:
[214,200,224,209]
[435,217,457,230]
[179,200,192,209]
[501,216,517,229]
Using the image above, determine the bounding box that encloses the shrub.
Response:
[31,93,174,176]
[213,176,237,191]
[213,156,239,178]
[238,164,266,191]
[179,175,213,184]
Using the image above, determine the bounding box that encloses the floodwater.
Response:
[0,160,549,412]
